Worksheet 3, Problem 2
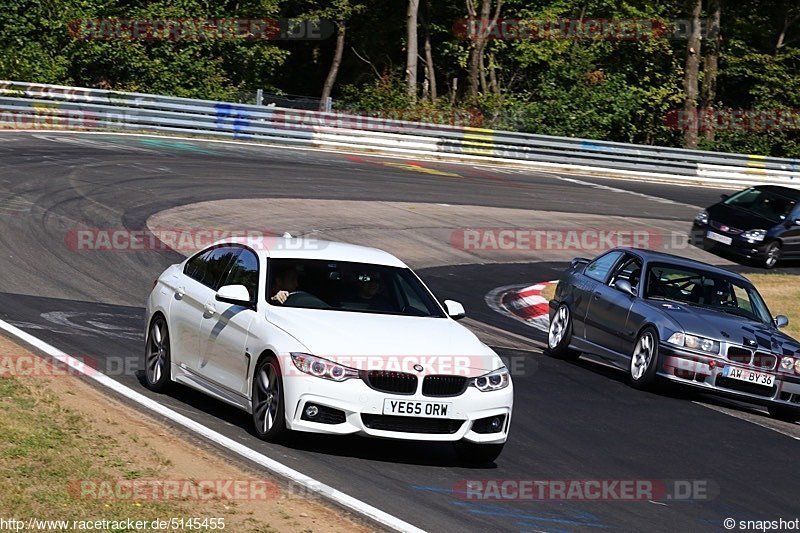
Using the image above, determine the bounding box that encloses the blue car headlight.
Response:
[667,332,720,355]
[290,353,359,382]
[470,367,510,392]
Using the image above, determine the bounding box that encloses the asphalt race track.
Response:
[1,132,798,532]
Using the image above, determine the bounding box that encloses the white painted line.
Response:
[692,401,800,441]
[0,318,425,533]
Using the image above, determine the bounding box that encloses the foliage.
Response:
[0,0,798,155]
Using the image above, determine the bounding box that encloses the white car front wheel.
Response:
[252,355,288,442]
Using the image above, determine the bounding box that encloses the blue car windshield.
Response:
[645,264,772,324]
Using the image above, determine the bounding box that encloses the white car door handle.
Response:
[203,303,216,315]
[175,286,186,299]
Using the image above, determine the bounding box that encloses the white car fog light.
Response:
[305,405,319,418]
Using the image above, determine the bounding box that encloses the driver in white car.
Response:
[271,266,299,304]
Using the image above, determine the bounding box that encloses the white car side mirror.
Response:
[444,300,466,320]
[216,284,251,306]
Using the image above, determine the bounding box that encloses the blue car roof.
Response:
[612,248,751,284]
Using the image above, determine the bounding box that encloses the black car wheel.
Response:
[764,242,781,269]
[547,304,580,361]
[768,405,800,423]
[628,327,660,390]
[252,355,288,442]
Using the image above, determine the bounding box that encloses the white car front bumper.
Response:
[282,372,513,444]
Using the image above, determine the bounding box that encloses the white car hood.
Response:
[266,307,501,375]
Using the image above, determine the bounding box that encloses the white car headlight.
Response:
[290,353,359,382]
[742,229,766,242]
[695,210,709,225]
[470,367,510,392]
[667,332,720,354]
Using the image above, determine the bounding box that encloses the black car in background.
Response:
[690,185,800,268]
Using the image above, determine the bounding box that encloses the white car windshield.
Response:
[267,258,446,317]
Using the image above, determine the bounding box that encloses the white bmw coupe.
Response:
[145,236,513,463]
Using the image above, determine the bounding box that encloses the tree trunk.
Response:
[466,0,502,100]
[422,6,437,102]
[775,12,800,52]
[479,51,488,93]
[406,0,420,103]
[701,0,721,141]
[682,0,702,149]
[488,52,500,95]
[320,23,346,111]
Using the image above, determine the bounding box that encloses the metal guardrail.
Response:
[0,80,798,186]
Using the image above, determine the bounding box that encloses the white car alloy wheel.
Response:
[548,305,569,350]
[252,357,286,441]
[629,327,659,389]
[144,316,171,391]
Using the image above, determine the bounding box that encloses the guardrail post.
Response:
[256,89,263,106]
[324,97,332,113]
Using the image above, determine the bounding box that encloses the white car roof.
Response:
[213,236,408,268]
